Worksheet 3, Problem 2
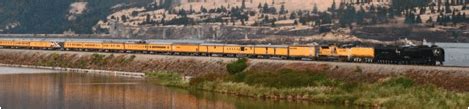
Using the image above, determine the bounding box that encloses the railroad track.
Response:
[0,48,466,70]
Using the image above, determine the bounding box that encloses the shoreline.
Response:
[0,63,145,78]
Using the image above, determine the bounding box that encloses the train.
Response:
[0,39,445,65]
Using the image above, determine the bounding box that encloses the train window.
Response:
[241,47,245,51]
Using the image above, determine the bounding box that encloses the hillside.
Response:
[0,0,154,34]
[1,0,468,43]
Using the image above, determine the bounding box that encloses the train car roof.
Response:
[289,45,316,47]
[171,43,201,45]
[255,45,289,47]
[223,44,255,46]
[200,43,226,46]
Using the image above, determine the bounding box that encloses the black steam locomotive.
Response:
[374,45,445,65]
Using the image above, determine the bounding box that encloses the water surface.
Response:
[0,67,344,109]
[435,43,469,66]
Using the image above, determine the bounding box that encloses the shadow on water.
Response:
[0,72,349,109]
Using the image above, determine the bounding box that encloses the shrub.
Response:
[382,76,415,88]
[226,58,248,75]
[190,73,227,85]
[241,69,338,88]
[146,71,187,87]
[91,53,107,65]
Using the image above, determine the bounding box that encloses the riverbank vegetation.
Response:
[147,58,469,108]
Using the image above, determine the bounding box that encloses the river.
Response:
[0,67,344,109]
[435,43,469,67]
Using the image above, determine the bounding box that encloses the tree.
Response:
[178,8,187,17]
[299,17,307,25]
[201,6,208,13]
[121,15,127,22]
[189,5,195,14]
[263,3,269,13]
[445,0,452,13]
[356,6,366,25]
[437,15,442,25]
[419,7,426,15]
[271,18,277,27]
[290,12,297,19]
[258,3,262,9]
[244,14,250,21]
[131,11,139,17]
[415,15,422,23]
[280,4,286,14]
[463,13,467,22]
[404,13,415,24]
[426,16,434,23]
[145,14,151,23]
[329,0,337,12]
[161,18,166,25]
[241,19,246,25]
[264,15,270,22]
[231,19,236,25]
[241,0,246,10]
[312,3,319,13]
[271,21,276,27]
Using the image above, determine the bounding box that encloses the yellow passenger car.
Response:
[224,45,255,55]
[172,43,200,53]
[102,43,125,50]
[350,47,375,58]
[30,41,55,48]
[64,42,84,49]
[203,44,224,54]
[0,40,14,47]
[147,43,172,52]
[254,45,289,56]
[125,43,148,51]
[82,42,103,50]
[12,40,30,47]
[288,45,316,57]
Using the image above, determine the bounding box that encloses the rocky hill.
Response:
[0,0,154,34]
[0,0,467,43]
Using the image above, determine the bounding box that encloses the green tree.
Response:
[415,15,422,23]
[227,58,248,75]
[290,12,297,19]
[146,14,151,23]
[241,0,246,9]
[329,0,337,12]
[121,15,127,22]
[280,4,286,14]
[263,3,269,13]
[258,3,262,9]
[445,0,452,13]
[426,16,434,23]
[312,3,319,13]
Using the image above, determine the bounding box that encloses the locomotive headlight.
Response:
[433,49,441,56]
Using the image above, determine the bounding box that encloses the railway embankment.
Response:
[0,49,469,107]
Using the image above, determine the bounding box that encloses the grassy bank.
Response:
[0,52,228,76]
[146,59,469,108]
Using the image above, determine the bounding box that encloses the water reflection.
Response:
[0,73,344,109]
[429,43,469,66]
